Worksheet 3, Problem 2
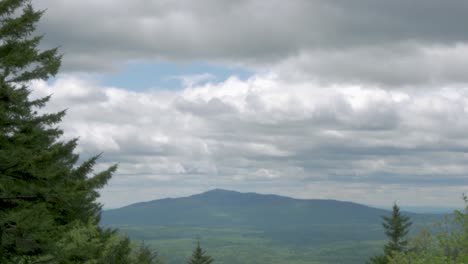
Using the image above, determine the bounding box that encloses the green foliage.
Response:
[368,254,388,264]
[0,0,61,82]
[32,221,164,264]
[383,204,412,255]
[0,1,129,263]
[368,203,412,264]
[53,220,132,264]
[188,242,214,264]
[389,196,468,263]
[133,241,164,264]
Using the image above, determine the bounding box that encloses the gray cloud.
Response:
[34,0,468,85]
[274,44,468,86]
[23,1,468,209]
[30,75,468,208]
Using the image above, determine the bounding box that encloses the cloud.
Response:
[30,74,468,208]
[34,0,468,86]
[274,44,468,86]
[26,1,468,208]
[171,73,216,87]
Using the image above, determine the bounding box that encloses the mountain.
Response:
[102,189,385,226]
[100,189,441,264]
[101,189,437,237]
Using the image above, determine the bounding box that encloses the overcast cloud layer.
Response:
[27,1,468,208]
[36,0,468,86]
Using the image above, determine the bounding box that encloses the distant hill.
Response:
[102,188,437,235]
[102,189,384,226]
[100,189,442,264]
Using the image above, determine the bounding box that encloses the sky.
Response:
[29,0,468,209]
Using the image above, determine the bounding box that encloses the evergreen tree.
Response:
[133,241,163,264]
[368,203,412,264]
[389,195,468,263]
[53,221,132,264]
[0,0,118,262]
[187,241,214,264]
[382,203,412,255]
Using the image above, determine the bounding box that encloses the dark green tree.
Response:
[187,241,214,264]
[389,195,468,263]
[382,203,412,255]
[53,221,132,264]
[132,241,163,264]
[368,203,412,264]
[0,0,119,262]
[368,254,389,264]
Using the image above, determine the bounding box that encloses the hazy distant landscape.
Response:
[102,189,443,264]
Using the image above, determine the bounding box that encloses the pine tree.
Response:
[0,0,117,262]
[388,195,468,263]
[133,241,162,264]
[368,203,412,264]
[187,241,214,264]
[382,203,412,255]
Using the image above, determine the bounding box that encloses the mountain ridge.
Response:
[100,189,442,264]
[101,189,436,229]
[109,188,385,212]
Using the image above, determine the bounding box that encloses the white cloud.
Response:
[30,73,468,208]
[20,0,468,210]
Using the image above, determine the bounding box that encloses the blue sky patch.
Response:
[99,61,253,91]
